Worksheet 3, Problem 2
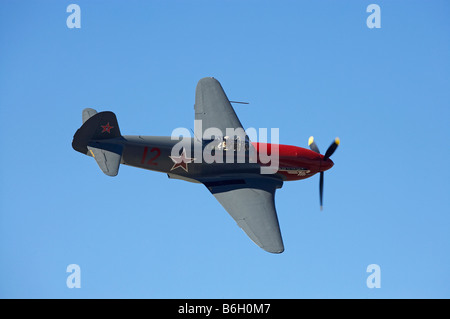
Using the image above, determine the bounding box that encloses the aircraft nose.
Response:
[321,158,334,171]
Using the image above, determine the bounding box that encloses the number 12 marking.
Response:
[141,147,161,165]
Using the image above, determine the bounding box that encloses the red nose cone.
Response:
[321,158,334,171]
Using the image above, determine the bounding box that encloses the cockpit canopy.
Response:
[207,136,250,152]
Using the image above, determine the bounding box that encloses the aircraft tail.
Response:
[72,108,123,176]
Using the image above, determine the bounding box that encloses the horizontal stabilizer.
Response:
[82,108,98,124]
[87,145,122,177]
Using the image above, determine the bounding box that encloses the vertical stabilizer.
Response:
[72,110,123,177]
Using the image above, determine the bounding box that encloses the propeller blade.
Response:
[323,137,340,160]
[319,171,324,211]
[307,136,339,210]
[308,136,320,154]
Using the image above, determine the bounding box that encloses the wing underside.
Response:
[203,177,284,254]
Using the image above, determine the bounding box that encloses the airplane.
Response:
[72,77,339,254]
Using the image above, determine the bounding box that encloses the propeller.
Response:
[308,136,340,210]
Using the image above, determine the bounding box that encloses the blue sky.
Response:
[0,0,449,298]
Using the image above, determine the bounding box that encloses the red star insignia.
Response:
[169,148,195,172]
[101,122,114,133]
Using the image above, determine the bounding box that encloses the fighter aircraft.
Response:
[72,77,339,253]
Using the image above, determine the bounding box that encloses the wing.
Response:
[203,176,284,253]
[194,77,245,138]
